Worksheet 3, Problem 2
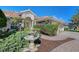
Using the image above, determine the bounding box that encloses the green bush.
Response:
[76,29,79,32]
[0,29,16,38]
[41,24,58,36]
[64,27,69,31]
[33,25,42,32]
[70,29,79,32]
[0,31,29,52]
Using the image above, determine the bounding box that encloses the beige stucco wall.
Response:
[21,11,36,30]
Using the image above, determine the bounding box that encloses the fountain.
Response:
[23,30,41,52]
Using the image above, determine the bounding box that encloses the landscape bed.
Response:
[0,30,30,52]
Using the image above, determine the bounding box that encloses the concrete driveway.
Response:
[41,31,79,41]
[50,31,79,52]
[58,31,79,40]
[40,31,79,52]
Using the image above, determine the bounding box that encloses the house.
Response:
[2,10,20,31]
[3,9,37,30]
[1,9,66,33]
[35,16,52,26]
[36,16,66,34]
[19,9,37,30]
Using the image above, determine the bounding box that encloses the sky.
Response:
[0,6,79,23]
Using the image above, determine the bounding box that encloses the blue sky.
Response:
[0,6,79,23]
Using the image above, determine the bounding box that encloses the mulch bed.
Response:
[37,38,74,52]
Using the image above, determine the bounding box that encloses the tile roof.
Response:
[3,10,66,25]
[3,11,20,18]
[36,16,66,25]
[36,16,50,21]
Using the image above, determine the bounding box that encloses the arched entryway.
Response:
[21,13,36,30]
[24,17,32,29]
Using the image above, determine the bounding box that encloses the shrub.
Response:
[41,24,58,36]
[33,25,43,32]
[76,29,79,32]
[70,29,79,32]
[0,29,16,38]
[64,27,69,31]
[0,31,29,52]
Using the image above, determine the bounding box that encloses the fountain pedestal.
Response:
[23,32,40,52]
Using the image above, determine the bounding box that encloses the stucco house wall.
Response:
[20,9,37,30]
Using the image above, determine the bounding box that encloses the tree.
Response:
[0,9,7,28]
[69,9,79,30]
[72,14,79,23]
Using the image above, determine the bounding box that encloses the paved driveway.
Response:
[40,31,79,52]
[51,39,79,52]
[41,31,79,41]
[58,31,79,40]
[50,32,79,52]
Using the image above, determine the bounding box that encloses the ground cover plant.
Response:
[0,30,29,52]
